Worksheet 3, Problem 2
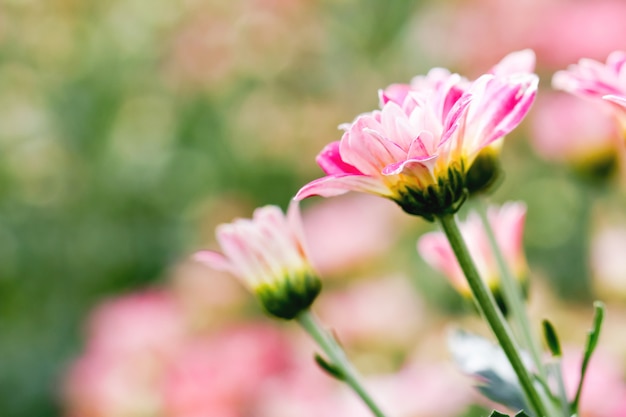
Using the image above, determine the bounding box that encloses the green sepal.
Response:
[571,301,606,413]
[395,163,468,222]
[466,148,503,196]
[314,353,345,380]
[255,271,322,320]
[542,319,562,357]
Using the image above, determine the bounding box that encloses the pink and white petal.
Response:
[407,131,436,159]
[380,101,417,150]
[295,174,391,200]
[467,74,538,148]
[316,141,363,176]
[341,117,404,174]
[489,49,536,76]
[603,94,626,109]
[417,233,466,290]
[216,223,269,285]
[490,202,527,265]
[286,200,310,259]
[552,70,580,92]
[607,51,626,73]
[382,154,438,180]
[193,250,238,276]
[440,93,473,146]
[379,83,411,106]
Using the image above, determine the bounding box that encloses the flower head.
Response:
[553,51,626,132]
[530,92,619,181]
[194,202,321,320]
[418,202,528,309]
[296,55,537,221]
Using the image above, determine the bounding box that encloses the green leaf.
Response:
[514,411,531,417]
[571,301,606,412]
[314,353,345,381]
[542,319,562,357]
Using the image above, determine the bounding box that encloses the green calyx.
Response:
[466,148,503,196]
[393,163,468,222]
[255,270,322,320]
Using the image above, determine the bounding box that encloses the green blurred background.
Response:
[0,0,619,416]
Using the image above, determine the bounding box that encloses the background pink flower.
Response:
[418,202,528,295]
[529,92,619,169]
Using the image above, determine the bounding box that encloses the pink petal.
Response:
[603,94,626,109]
[417,233,466,290]
[193,250,236,275]
[382,157,437,177]
[466,74,538,148]
[316,141,362,176]
[489,49,536,76]
[294,174,391,200]
[340,116,405,174]
[379,83,411,105]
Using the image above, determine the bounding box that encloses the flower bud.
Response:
[194,202,321,320]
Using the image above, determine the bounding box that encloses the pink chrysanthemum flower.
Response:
[296,53,537,221]
[194,203,321,320]
[553,51,626,132]
[418,202,528,307]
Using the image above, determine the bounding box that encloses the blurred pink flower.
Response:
[301,193,402,276]
[296,58,537,219]
[162,324,292,417]
[553,51,626,132]
[418,202,528,297]
[82,290,185,360]
[63,291,186,417]
[361,361,474,417]
[531,1,626,70]
[169,259,248,332]
[416,0,626,73]
[529,92,619,172]
[561,348,626,417]
[63,289,316,417]
[257,348,473,417]
[591,223,626,299]
[317,275,424,347]
[194,203,321,319]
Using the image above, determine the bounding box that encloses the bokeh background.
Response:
[3,0,626,416]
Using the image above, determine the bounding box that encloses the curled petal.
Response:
[382,155,438,177]
[295,174,391,200]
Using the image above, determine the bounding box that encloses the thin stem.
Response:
[552,360,571,417]
[296,309,389,417]
[475,198,547,381]
[437,214,548,417]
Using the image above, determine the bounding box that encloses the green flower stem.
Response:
[552,360,571,417]
[437,214,548,417]
[475,198,547,381]
[296,309,389,417]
